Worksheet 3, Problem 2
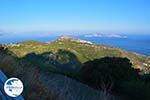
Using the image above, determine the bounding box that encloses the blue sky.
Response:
[0,0,150,33]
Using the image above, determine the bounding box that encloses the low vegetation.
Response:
[0,37,150,100]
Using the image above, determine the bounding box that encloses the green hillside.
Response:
[7,37,150,73]
[1,37,150,100]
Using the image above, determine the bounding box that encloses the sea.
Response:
[0,33,150,56]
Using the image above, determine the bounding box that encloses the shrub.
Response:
[120,80,150,100]
[80,57,139,89]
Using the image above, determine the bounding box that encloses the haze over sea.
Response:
[0,33,150,56]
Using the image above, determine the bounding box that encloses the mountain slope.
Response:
[7,37,150,73]
[40,73,120,100]
[1,37,150,100]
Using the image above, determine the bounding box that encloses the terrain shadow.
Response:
[0,45,150,100]
[21,49,81,76]
[80,57,150,100]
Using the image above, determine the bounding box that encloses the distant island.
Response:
[0,31,4,36]
[84,33,127,38]
[0,31,9,36]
